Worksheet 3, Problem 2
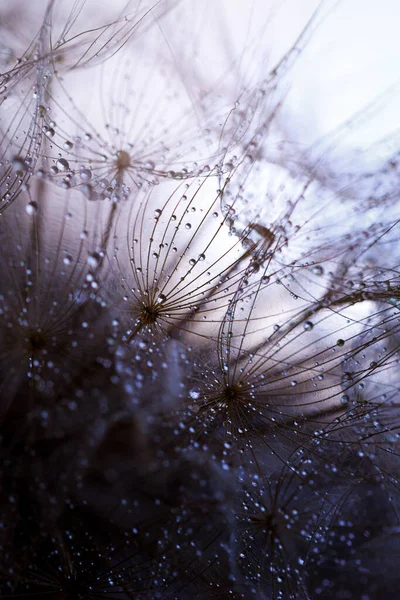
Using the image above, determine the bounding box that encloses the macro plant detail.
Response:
[1,1,400,599]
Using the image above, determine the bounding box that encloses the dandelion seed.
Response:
[0,181,118,423]
[106,176,259,343]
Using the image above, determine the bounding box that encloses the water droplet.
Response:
[312,265,324,276]
[303,321,313,331]
[44,126,55,138]
[56,158,69,172]
[336,339,345,347]
[189,388,201,400]
[80,168,92,181]
[63,141,73,150]
[12,156,27,172]
[87,252,100,268]
[26,201,39,215]
[185,223,192,230]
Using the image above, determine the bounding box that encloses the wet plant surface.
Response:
[1,1,400,598]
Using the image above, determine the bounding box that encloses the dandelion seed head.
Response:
[3,2,400,598]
